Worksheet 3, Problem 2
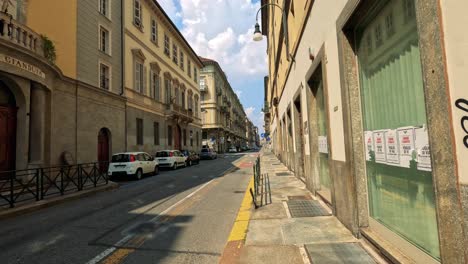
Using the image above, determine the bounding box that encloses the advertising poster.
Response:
[415,126,432,171]
[318,136,328,154]
[385,129,399,165]
[373,130,387,164]
[364,131,374,161]
[396,127,415,168]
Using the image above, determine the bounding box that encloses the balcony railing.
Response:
[168,104,195,122]
[0,12,44,58]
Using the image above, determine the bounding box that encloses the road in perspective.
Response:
[0,153,256,264]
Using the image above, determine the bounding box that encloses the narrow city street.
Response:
[0,153,257,264]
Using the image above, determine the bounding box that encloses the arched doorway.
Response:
[0,81,16,172]
[174,125,182,150]
[98,128,111,173]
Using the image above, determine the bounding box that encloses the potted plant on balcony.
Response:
[41,35,56,64]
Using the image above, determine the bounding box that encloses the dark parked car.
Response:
[181,150,200,166]
[200,148,217,160]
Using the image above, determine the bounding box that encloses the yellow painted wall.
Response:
[27,0,77,78]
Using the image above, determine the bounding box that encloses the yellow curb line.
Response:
[227,176,254,242]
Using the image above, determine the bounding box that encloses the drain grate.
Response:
[288,195,313,200]
[305,243,376,264]
[276,172,292,176]
[286,200,331,217]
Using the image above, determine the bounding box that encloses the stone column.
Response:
[29,82,46,165]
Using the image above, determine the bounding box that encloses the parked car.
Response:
[108,152,159,180]
[200,148,217,160]
[155,150,187,170]
[181,150,200,166]
[228,146,237,153]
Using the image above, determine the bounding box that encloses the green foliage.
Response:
[41,35,56,64]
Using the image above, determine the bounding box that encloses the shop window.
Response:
[357,0,439,259]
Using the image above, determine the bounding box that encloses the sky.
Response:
[158,0,267,135]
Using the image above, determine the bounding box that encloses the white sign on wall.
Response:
[0,54,46,79]
[396,127,415,168]
[415,126,432,171]
[318,136,328,154]
[373,131,387,164]
[364,131,374,161]
[385,129,399,165]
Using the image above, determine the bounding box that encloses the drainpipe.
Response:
[120,0,127,151]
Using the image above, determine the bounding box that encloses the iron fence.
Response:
[0,162,109,209]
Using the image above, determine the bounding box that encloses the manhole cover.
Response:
[286,200,331,217]
[305,243,376,264]
[288,195,313,200]
[276,172,292,176]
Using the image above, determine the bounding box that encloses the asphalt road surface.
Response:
[0,152,257,264]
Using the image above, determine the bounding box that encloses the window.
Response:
[180,52,184,70]
[183,129,187,146]
[165,78,171,108]
[374,23,383,47]
[136,118,143,145]
[385,12,395,38]
[195,98,199,116]
[168,125,172,146]
[164,34,170,56]
[151,71,160,101]
[99,63,110,90]
[403,0,415,23]
[175,87,179,106]
[188,60,192,77]
[172,44,178,64]
[188,95,193,111]
[151,18,158,43]
[194,67,198,82]
[99,0,109,17]
[135,61,144,93]
[154,122,160,145]
[99,26,110,54]
[181,91,185,108]
[134,0,142,28]
[190,130,193,146]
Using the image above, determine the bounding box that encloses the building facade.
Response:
[123,0,203,154]
[262,0,468,263]
[199,57,247,152]
[0,0,126,172]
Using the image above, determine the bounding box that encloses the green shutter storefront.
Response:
[357,0,439,260]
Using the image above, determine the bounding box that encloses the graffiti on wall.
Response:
[455,98,468,148]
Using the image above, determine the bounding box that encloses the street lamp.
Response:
[253,3,292,61]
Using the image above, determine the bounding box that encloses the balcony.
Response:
[167,104,194,123]
[0,12,45,59]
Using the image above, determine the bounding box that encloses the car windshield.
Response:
[111,154,129,162]
[201,149,209,153]
[156,151,169,157]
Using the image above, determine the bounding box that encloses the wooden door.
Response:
[98,129,109,172]
[0,106,16,172]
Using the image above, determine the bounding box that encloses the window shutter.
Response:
[143,66,147,95]
[149,70,154,98]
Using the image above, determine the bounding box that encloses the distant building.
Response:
[199,57,247,152]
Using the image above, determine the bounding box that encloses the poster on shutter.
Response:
[385,129,399,165]
[318,136,328,154]
[415,126,432,171]
[364,131,374,161]
[373,130,387,164]
[396,127,415,168]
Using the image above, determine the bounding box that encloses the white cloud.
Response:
[235,89,243,98]
[157,0,179,20]
[245,107,255,117]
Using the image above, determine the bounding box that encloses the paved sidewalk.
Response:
[237,150,388,264]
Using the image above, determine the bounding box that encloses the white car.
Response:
[108,152,159,180]
[155,150,187,170]
[228,146,237,153]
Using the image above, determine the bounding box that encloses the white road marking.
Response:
[85,179,216,264]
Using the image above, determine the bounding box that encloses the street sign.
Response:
[261,133,265,138]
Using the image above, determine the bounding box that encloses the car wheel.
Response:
[154,166,159,175]
[136,169,143,180]
[173,162,178,170]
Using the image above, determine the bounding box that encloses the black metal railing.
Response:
[0,162,109,209]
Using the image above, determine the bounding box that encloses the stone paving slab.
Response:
[251,202,288,220]
[239,245,304,264]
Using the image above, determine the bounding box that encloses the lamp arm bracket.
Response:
[255,3,284,21]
